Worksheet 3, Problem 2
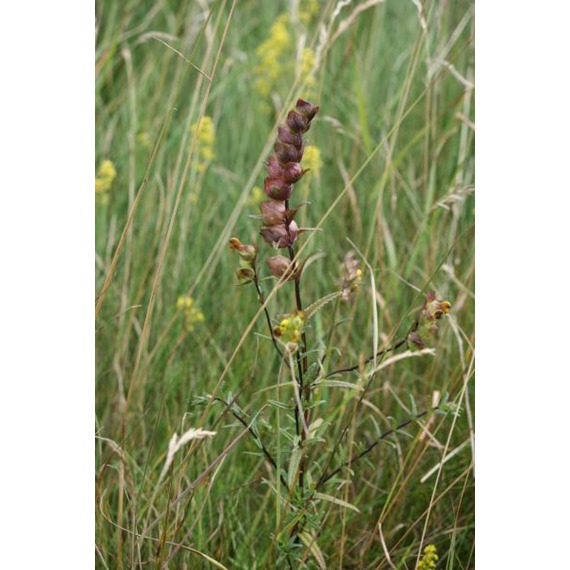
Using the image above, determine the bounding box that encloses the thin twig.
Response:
[213,397,289,492]
[317,409,434,488]
[253,275,284,360]
[324,337,408,378]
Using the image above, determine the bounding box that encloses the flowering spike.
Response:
[408,291,451,349]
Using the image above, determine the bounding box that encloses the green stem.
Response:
[253,274,283,360]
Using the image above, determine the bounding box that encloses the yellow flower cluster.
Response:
[273,310,305,353]
[302,145,322,176]
[253,13,292,97]
[136,131,151,149]
[176,295,205,332]
[247,186,264,207]
[417,544,439,570]
[340,250,362,301]
[253,7,320,100]
[95,160,117,205]
[299,47,317,100]
[190,116,216,174]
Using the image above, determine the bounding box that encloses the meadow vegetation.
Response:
[96,0,474,567]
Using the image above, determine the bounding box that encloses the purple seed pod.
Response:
[260,200,299,225]
[266,255,298,281]
[282,162,306,184]
[274,141,304,164]
[260,199,286,225]
[260,221,299,249]
[296,99,319,121]
[266,156,285,178]
[264,176,293,201]
[285,110,309,133]
[277,125,303,148]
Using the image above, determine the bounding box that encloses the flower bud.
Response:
[408,291,452,350]
[229,237,258,263]
[235,267,256,284]
[264,176,293,200]
[266,255,298,280]
[260,221,299,248]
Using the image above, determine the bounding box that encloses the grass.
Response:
[95,0,474,568]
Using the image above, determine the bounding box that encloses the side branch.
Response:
[325,337,408,378]
[317,408,435,488]
[213,397,289,492]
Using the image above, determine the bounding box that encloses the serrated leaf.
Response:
[304,291,343,320]
[314,492,361,514]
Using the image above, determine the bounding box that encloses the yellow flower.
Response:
[190,116,216,173]
[95,160,117,204]
[176,295,205,332]
[300,48,316,78]
[274,310,305,350]
[417,544,439,570]
[302,145,322,176]
[299,0,320,24]
[253,13,292,97]
[247,186,264,207]
[136,131,151,149]
[297,47,318,99]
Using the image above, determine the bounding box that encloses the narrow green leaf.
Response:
[314,379,363,391]
[315,492,361,513]
[298,531,327,569]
